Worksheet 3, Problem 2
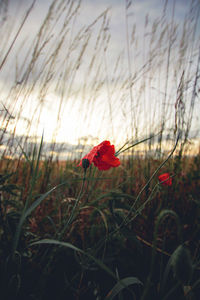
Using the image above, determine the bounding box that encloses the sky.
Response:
[0,0,200,159]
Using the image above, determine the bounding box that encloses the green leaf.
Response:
[12,182,65,256]
[23,133,44,211]
[154,209,182,244]
[30,238,117,280]
[106,276,143,299]
[170,245,193,285]
[30,238,83,252]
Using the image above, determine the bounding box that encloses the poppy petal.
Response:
[78,140,120,171]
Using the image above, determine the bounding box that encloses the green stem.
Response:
[115,134,158,156]
[92,134,180,255]
[43,172,88,273]
[60,170,87,239]
[122,134,179,224]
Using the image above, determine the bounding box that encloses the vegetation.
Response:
[0,138,199,299]
[0,0,200,299]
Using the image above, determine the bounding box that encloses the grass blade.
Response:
[12,181,67,256]
[30,238,117,280]
[106,276,143,299]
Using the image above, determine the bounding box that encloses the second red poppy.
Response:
[158,173,172,186]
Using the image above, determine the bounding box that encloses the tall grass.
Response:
[0,137,200,299]
[0,0,200,299]
[0,0,199,160]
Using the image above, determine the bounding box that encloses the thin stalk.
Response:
[115,134,158,156]
[24,133,44,211]
[91,133,179,256]
[0,0,36,71]
[59,169,87,239]
[124,133,179,220]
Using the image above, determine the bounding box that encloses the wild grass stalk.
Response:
[0,0,199,158]
[0,0,200,299]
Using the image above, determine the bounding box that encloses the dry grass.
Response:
[0,0,199,160]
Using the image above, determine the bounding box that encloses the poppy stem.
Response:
[121,133,180,227]
[96,133,180,247]
[60,170,87,238]
[115,133,159,156]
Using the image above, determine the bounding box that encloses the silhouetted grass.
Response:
[0,0,200,299]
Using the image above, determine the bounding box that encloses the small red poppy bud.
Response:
[81,158,90,170]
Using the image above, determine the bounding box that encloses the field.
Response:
[0,146,200,299]
[0,0,200,299]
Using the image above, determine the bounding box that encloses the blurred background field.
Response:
[0,0,200,299]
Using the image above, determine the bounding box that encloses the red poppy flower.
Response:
[78,140,120,171]
[158,173,172,186]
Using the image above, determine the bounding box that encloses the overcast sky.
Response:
[0,0,199,158]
